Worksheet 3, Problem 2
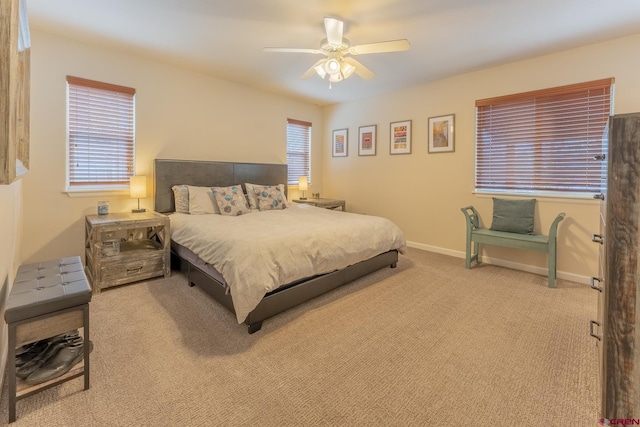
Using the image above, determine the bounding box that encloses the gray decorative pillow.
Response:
[212,185,251,216]
[171,185,189,213]
[245,183,287,210]
[490,198,536,234]
[255,185,287,211]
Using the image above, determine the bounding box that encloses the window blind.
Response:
[475,78,613,195]
[286,118,311,185]
[67,76,136,187]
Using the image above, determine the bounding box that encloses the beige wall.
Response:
[322,33,640,282]
[20,29,640,282]
[0,180,23,390]
[23,30,323,263]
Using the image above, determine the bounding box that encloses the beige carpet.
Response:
[1,248,598,426]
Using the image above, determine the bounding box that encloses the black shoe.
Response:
[16,340,45,357]
[15,340,48,367]
[15,330,78,366]
[25,340,92,385]
[16,333,81,379]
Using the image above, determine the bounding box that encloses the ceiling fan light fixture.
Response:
[314,61,328,79]
[324,58,341,75]
[341,61,356,79]
[329,72,343,83]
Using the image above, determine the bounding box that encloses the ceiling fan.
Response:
[263,17,410,86]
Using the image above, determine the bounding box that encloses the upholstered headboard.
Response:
[154,159,288,213]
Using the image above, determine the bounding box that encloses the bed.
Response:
[154,159,407,333]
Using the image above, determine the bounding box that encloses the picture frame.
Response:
[390,120,412,155]
[332,128,348,157]
[358,125,377,156]
[428,114,455,153]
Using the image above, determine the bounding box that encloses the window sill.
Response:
[64,188,129,198]
[473,190,601,204]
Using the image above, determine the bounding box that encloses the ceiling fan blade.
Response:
[349,39,410,55]
[263,47,322,54]
[343,57,376,80]
[301,59,326,79]
[324,17,344,47]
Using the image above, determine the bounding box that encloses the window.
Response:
[286,118,311,185]
[475,78,613,196]
[66,76,136,189]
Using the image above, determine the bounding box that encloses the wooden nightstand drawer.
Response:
[100,255,165,289]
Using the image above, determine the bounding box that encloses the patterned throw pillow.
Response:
[255,185,287,211]
[245,183,287,210]
[171,185,189,213]
[212,185,251,216]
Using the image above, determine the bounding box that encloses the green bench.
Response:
[461,206,565,288]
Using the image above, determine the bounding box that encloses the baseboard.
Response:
[406,241,590,284]
[0,323,7,405]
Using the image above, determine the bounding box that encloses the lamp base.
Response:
[132,208,146,213]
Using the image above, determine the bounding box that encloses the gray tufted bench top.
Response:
[5,256,92,323]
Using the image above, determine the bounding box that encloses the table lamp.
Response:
[298,176,308,200]
[130,175,147,213]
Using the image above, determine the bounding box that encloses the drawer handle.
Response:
[591,234,604,244]
[593,193,605,200]
[590,277,603,292]
[589,320,602,341]
[126,266,143,274]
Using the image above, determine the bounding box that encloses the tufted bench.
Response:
[5,256,92,423]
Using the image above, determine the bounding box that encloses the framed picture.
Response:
[332,128,348,157]
[390,120,412,155]
[428,114,455,153]
[358,125,377,156]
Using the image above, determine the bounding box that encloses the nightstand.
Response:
[293,198,346,211]
[85,211,170,292]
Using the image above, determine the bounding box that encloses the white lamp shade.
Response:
[130,176,147,199]
[341,61,356,79]
[324,58,341,74]
[329,72,343,83]
[298,176,308,191]
[314,62,327,79]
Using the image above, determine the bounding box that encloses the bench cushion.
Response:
[5,256,92,323]
[490,198,536,234]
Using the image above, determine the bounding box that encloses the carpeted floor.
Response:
[1,248,599,426]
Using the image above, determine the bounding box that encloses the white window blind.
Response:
[286,118,311,185]
[67,76,136,188]
[475,78,613,195]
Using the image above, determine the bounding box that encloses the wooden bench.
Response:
[461,206,565,288]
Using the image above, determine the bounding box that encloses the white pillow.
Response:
[187,186,220,215]
[245,183,287,210]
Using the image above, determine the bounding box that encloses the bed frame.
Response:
[154,159,399,333]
